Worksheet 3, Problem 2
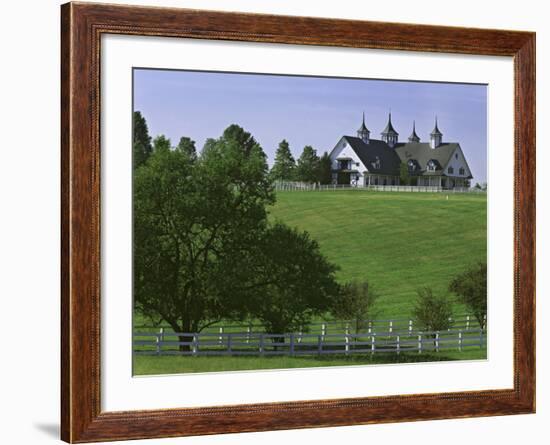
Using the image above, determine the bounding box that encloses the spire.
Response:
[357,111,370,143]
[430,116,443,148]
[431,116,443,136]
[381,111,399,147]
[408,120,420,143]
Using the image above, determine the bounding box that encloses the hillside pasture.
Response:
[268,190,487,319]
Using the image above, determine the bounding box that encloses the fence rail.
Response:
[134,328,486,357]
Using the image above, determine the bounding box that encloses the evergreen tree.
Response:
[176,136,197,160]
[133,111,152,169]
[295,145,320,183]
[270,139,296,181]
[317,152,332,184]
[399,162,410,185]
[152,134,171,152]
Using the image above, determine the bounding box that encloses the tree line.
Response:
[269,139,332,184]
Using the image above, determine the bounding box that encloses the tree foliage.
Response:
[399,162,410,185]
[133,111,153,169]
[317,152,333,185]
[152,134,172,152]
[331,280,378,333]
[449,262,487,329]
[134,125,274,349]
[295,145,320,183]
[134,124,341,350]
[245,223,339,340]
[176,136,197,160]
[270,139,296,181]
[412,287,453,332]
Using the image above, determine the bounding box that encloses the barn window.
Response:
[459,167,465,175]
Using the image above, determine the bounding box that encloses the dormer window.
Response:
[408,159,416,172]
[448,166,454,174]
[427,160,436,172]
[373,156,381,170]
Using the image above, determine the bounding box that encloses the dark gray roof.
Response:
[335,137,470,178]
[394,142,458,175]
[342,136,401,176]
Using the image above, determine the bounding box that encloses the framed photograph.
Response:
[61,2,535,442]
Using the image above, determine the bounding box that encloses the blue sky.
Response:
[133,69,487,184]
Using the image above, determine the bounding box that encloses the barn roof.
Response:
[333,134,472,178]
[394,142,458,175]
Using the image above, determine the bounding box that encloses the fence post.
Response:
[448,317,452,331]
[297,326,303,344]
[466,315,470,330]
[483,314,487,328]
[192,334,198,356]
[246,325,251,344]
[389,320,393,333]
[227,333,232,354]
[418,334,422,354]
[396,335,400,355]
[345,334,350,355]
[218,326,224,345]
[435,332,440,352]
[156,333,161,356]
[259,334,264,355]
[318,335,323,355]
[159,327,165,342]
[458,330,463,352]
[371,335,376,354]
[290,333,295,357]
[321,322,327,338]
[408,319,413,334]
[368,321,372,334]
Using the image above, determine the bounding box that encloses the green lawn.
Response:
[268,190,486,319]
[134,190,487,375]
[134,348,486,375]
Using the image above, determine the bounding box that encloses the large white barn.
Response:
[329,114,473,189]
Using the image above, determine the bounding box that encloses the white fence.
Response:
[134,328,486,357]
[272,181,484,194]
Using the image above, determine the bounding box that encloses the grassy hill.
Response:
[268,190,487,319]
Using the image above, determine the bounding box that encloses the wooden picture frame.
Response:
[61,2,535,442]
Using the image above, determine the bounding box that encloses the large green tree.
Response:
[269,139,296,181]
[247,223,339,343]
[295,145,320,183]
[134,125,274,349]
[133,111,153,169]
